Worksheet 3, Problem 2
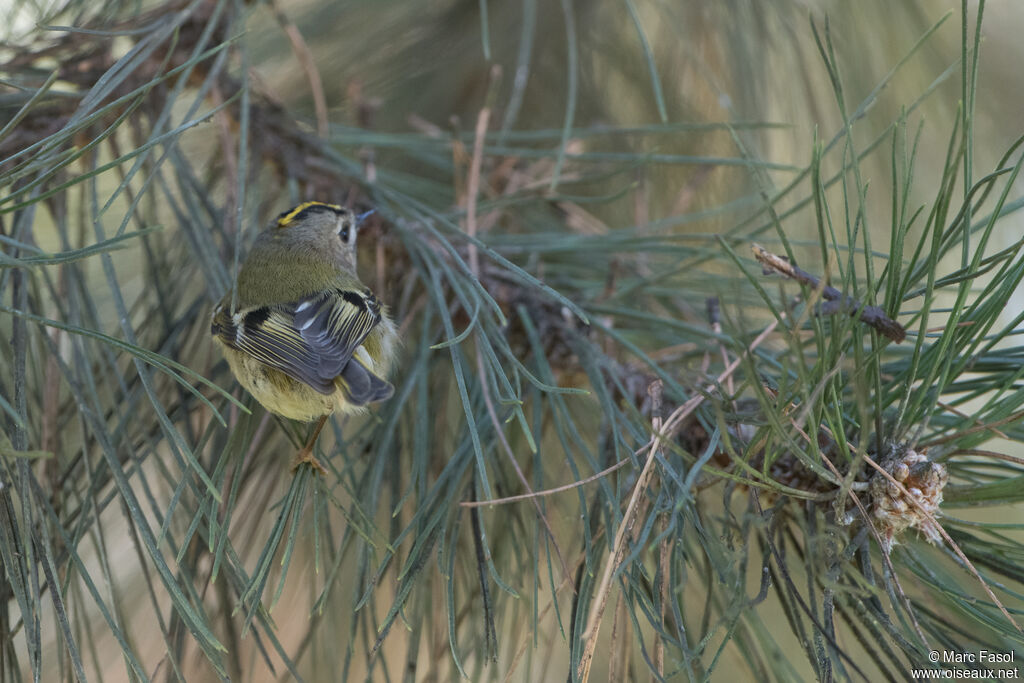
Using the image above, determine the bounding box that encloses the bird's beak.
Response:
[356,210,376,224]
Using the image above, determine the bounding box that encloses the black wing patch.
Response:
[212,289,383,395]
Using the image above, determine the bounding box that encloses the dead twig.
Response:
[459,445,641,508]
[460,63,572,591]
[577,318,780,682]
[752,244,906,343]
[652,381,668,683]
[269,1,328,138]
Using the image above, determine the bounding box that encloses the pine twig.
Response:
[752,244,906,343]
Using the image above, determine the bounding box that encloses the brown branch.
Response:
[752,244,906,343]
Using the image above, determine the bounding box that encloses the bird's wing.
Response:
[212,288,382,395]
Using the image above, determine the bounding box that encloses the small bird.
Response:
[211,202,397,473]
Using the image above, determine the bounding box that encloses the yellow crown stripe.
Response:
[276,202,344,228]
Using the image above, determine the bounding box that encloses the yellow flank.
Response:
[216,315,395,421]
[276,201,343,228]
[219,339,367,421]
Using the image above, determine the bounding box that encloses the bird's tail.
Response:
[336,357,394,406]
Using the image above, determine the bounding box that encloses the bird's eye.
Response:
[339,225,351,242]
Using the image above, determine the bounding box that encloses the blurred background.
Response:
[2,0,1024,681]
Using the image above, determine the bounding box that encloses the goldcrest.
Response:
[211,202,397,470]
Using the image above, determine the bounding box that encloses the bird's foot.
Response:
[291,447,328,476]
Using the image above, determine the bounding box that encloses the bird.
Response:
[211,202,397,473]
